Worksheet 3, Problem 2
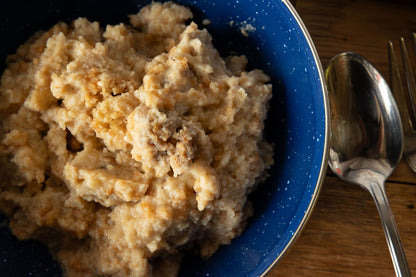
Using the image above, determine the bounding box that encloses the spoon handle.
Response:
[367,182,412,277]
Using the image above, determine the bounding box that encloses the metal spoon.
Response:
[326,52,411,277]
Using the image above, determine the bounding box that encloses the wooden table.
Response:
[269,0,416,276]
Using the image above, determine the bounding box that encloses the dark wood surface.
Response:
[269,0,416,276]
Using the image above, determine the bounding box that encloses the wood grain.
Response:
[270,176,416,276]
[268,0,416,276]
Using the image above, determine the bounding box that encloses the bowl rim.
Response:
[260,0,330,275]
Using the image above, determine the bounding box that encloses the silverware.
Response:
[326,52,411,277]
[388,33,416,173]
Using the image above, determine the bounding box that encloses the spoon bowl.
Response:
[326,52,411,277]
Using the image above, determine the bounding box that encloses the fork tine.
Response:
[413,32,416,60]
[388,41,413,134]
[400,36,416,130]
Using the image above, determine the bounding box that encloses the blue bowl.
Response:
[0,0,329,276]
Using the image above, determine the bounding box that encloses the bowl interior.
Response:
[0,0,328,276]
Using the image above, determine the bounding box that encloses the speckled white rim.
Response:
[260,0,330,276]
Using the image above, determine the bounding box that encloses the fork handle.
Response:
[367,182,412,277]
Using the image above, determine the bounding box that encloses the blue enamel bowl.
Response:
[0,0,329,276]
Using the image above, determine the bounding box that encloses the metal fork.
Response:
[388,33,416,173]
